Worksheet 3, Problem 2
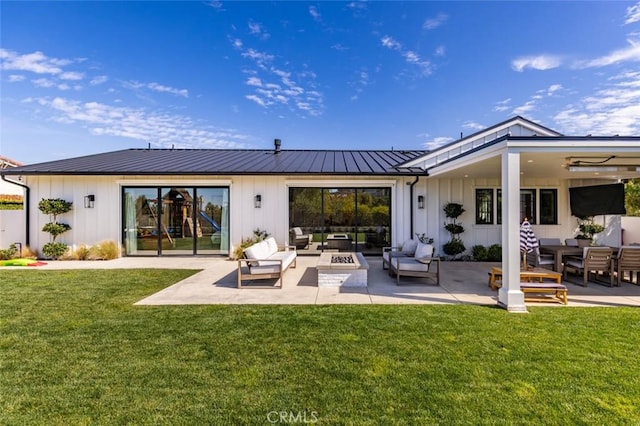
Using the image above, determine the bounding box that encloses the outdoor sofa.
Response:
[237,237,297,288]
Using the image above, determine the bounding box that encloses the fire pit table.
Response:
[316,252,369,287]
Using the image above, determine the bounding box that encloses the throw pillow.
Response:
[401,239,418,255]
[414,243,434,259]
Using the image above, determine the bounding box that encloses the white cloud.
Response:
[434,45,446,57]
[493,98,511,112]
[547,84,563,95]
[423,13,448,30]
[0,49,73,74]
[246,76,262,87]
[8,74,25,82]
[331,43,349,51]
[462,121,485,131]
[381,36,432,76]
[381,36,401,50]
[248,21,270,40]
[309,5,321,22]
[59,71,84,81]
[35,96,250,148]
[574,39,640,68]
[147,82,188,98]
[554,71,640,135]
[512,100,536,115]
[625,2,640,24]
[32,78,56,88]
[90,75,108,85]
[423,136,453,150]
[511,55,563,72]
[245,94,270,107]
[206,1,223,10]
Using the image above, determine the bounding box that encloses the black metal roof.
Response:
[1,148,428,176]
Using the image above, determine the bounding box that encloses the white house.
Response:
[2,116,638,311]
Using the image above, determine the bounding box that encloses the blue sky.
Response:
[1,1,640,165]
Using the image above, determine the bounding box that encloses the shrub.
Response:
[20,245,38,259]
[487,244,502,262]
[75,245,92,260]
[472,245,488,261]
[443,240,466,256]
[42,242,69,260]
[89,240,120,260]
[0,244,18,260]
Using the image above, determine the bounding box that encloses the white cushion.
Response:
[401,239,418,255]
[414,243,434,259]
[391,257,430,272]
[264,237,278,255]
[292,227,303,236]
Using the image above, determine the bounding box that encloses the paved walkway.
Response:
[16,256,640,307]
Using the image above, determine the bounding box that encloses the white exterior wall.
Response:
[22,172,612,257]
[0,210,25,249]
[622,216,640,245]
[413,176,580,257]
[23,174,413,256]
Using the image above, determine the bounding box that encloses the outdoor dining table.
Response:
[538,245,583,272]
[538,245,619,272]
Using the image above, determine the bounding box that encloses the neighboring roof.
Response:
[0,156,24,168]
[1,148,428,176]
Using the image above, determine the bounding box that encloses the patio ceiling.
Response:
[426,145,640,181]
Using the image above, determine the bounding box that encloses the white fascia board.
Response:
[426,141,507,177]
[402,117,559,169]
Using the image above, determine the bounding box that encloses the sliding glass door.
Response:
[123,186,229,256]
[288,187,391,255]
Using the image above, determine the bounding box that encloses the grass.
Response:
[1,270,640,425]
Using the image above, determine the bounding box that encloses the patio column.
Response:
[498,149,527,312]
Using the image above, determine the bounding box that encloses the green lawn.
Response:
[1,270,639,425]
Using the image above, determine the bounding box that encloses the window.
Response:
[495,188,557,225]
[475,189,493,224]
[539,189,558,224]
[520,189,536,224]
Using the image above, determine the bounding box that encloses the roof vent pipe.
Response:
[274,138,281,154]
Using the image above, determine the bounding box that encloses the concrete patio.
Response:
[18,255,640,307]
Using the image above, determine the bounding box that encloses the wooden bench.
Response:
[488,266,562,290]
[520,283,568,305]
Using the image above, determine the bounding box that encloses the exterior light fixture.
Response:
[417,195,425,209]
[84,194,95,208]
[255,194,262,208]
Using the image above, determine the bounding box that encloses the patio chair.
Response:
[526,247,555,269]
[615,246,640,286]
[289,227,312,249]
[563,247,614,287]
[382,238,418,270]
[538,238,562,246]
[389,242,440,285]
[565,238,579,247]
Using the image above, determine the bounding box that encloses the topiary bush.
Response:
[487,244,502,262]
[442,202,466,259]
[39,198,72,259]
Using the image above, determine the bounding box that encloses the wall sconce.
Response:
[84,194,95,209]
[254,194,262,209]
[417,195,425,209]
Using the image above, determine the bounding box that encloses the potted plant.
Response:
[575,216,605,247]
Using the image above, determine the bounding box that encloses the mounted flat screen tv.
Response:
[569,183,626,218]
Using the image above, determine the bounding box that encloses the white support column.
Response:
[498,150,527,312]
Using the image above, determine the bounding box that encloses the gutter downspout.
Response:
[1,175,29,247]
[408,176,420,237]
